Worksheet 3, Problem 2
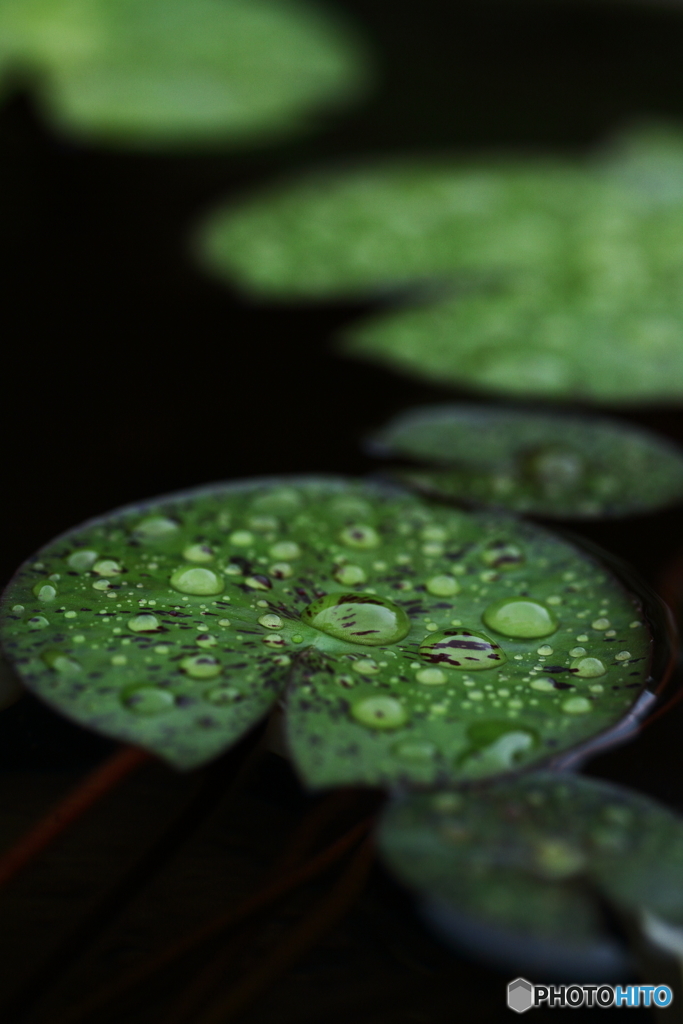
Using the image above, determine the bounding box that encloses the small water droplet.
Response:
[421,542,444,556]
[629,621,642,629]
[93,559,122,576]
[615,650,632,662]
[205,684,240,704]
[536,645,554,656]
[576,633,589,642]
[28,615,49,629]
[570,656,607,678]
[244,575,272,591]
[133,516,179,540]
[92,579,111,591]
[291,634,304,643]
[262,633,286,648]
[259,614,283,629]
[224,564,242,576]
[569,646,586,657]
[111,654,127,665]
[483,597,557,639]
[425,575,460,597]
[269,541,301,560]
[64,611,76,619]
[534,839,585,878]
[273,655,291,666]
[353,658,380,675]
[562,696,592,714]
[42,650,81,672]
[416,667,447,685]
[334,564,367,585]
[547,595,562,605]
[339,524,380,549]
[420,525,447,542]
[605,629,616,637]
[351,695,408,729]
[270,562,293,579]
[393,739,436,762]
[229,530,254,547]
[67,550,98,571]
[250,515,278,532]
[591,617,610,630]
[128,613,160,632]
[123,687,175,714]
[481,541,524,570]
[170,567,224,596]
[196,633,217,648]
[218,618,231,627]
[183,543,214,563]
[301,593,410,646]
[33,582,57,601]
[419,629,506,670]
[180,655,222,679]
[530,677,555,691]
[336,674,356,688]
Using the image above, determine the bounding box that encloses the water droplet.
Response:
[534,839,585,879]
[575,633,589,642]
[425,575,460,597]
[339,524,380,549]
[123,687,175,714]
[269,541,301,560]
[292,634,304,643]
[205,684,240,705]
[224,564,242,576]
[67,550,98,571]
[530,677,555,692]
[27,614,49,630]
[353,658,380,675]
[536,645,554,656]
[336,674,356,688]
[183,543,214,563]
[547,595,562,605]
[249,515,278,532]
[419,629,506,670]
[33,583,57,601]
[92,579,111,591]
[65,611,76,619]
[93,559,122,576]
[351,695,408,729]
[416,667,447,685]
[301,593,410,647]
[273,655,291,667]
[270,562,293,579]
[392,739,436,762]
[570,656,607,678]
[569,646,586,657]
[245,575,272,591]
[334,564,367,585]
[111,654,127,665]
[128,613,160,632]
[422,542,443,556]
[229,530,254,547]
[420,525,447,542]
[218,618,231,627]
[259,614,283,629]
[615,650,632,662]
[133,516,179,540]
[170,567,224,596]
[482,597,558,639]
[562,696,592,714]
[481,541,524,570]
[196,633,217,648]
[262,634,286,648]
[180,655,222,679]
[591,617,610,630]
[629,621,642,629]
[42,650,81,673]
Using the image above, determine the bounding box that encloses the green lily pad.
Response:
[369,404,683,519]
[199,125,683,402]
[0,478,652,777]
[378,772,683,957]
[0,0,368,148]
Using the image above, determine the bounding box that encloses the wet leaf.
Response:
[199,125,683,402]
[369,404,683,519]
[378,773,683,954]
[0,0,368,148]
[0,479,652,774]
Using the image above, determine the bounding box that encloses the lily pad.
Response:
[199,125,683,402]
[369,404,683,519]
[378,772,683,967]
[0,478,652,775]
[0,0,368,148]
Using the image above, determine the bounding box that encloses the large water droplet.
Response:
[123,686,175,715]
[33,583,57,601]
[570,656,607,678]
[180,655,222,679]
[128,613,160,633]
[133,516,179,540]
[259,614,283,629]
[350,695,408,730]
[339,524,380,549]
[67,550,98,571]
[301,593,410,646]
[170,567,224,596]
[482,597,558,638]
[28,616,49,630]
[419,629,506,670]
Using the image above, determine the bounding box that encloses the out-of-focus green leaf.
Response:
[369,404,683,519]
[0,0,369,148]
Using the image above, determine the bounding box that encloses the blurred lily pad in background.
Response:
[369,404,683,519]
[0,0,369,147]
[199,124,683,402]
[378,772,683,975]
[0,477,652,780]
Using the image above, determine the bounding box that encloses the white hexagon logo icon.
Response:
[508,977,534,1013]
